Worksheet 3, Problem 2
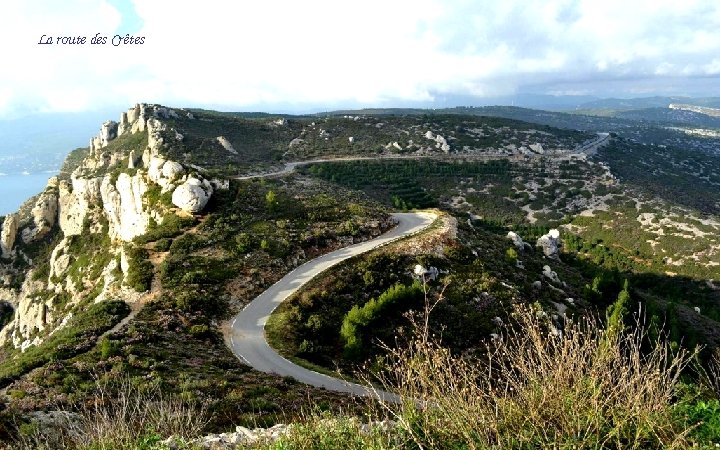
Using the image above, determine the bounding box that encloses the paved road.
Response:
[234,156,417,180]
[228,211,436,399]
[575,132,611,156]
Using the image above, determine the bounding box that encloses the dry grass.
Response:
[12,380,207,449]
[370,303,696,449]
[10,296,708,449]
[700,347,720,399]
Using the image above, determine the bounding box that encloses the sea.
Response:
[0,171,58,216]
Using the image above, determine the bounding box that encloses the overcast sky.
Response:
[1,0,719,118]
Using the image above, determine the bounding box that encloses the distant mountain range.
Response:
[405,93,720,112]
[0,110,114,174]
[571,96,720,111]
[1,96,718,176]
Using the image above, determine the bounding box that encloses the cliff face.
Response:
[0,104,217,351]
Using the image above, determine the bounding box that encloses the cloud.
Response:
[0,0,718,117]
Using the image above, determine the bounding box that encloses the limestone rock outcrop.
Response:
[507,231,532,252]
[530,143,544,154]
[49,238,71,283]
[21,191,58,243]
[542,265,561,284]
[536,229,561,259]
[0,103,222,352]
[423,131,450,152]
[217,136,238,154]
[0,273,50,351]
[1,214,19,258]
[58,177,102,236]
[147,156,185,191]
[90,121,119,153]
[101,172,151,241]
[100,121,118,147]
[435,134,450,153]
[172,177,213,213]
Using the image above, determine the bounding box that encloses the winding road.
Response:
[227,211,436,399]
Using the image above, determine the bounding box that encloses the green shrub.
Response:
[100,337,121,359]
[134,214,196,245]
[154,238,172,252]
[266,190,278,212]
[505,247,518,263]
[260,239,270,251]
[234,233,254,254]
[341,281,423,359]
[674,398,720,446]
[189,324,210,336]
[125,247,153,292]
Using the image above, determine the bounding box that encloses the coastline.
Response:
[0,171,57,216]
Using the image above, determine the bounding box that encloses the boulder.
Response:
[161,160,185,181]
[507,231,532,252]
[172,177,213,213]
[435,134,450,153]
[147,156,166,183]
[529,143,544,154]
[288,138,305,148]
[413,264,439,281]
[1,214,19,258]
[542,265,561,284]
[217,136,238,154]
[507,231,524,250]
[536,229,561,259]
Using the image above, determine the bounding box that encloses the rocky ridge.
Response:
[0,104,220,351]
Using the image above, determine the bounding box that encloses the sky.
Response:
[0,0,719,118]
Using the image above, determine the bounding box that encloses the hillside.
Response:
[0,103,719,448]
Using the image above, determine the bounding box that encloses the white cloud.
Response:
[0,0,718,117]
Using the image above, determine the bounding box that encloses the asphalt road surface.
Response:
[228,211,436,399]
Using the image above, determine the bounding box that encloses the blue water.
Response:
[0,172,58,216]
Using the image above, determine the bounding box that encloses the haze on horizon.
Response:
[0,0,719,119]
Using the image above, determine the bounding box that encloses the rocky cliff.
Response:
[0,104,219,352]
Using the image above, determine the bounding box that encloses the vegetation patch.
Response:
[0,300,129,387]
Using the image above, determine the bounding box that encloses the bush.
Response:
[134,214,196,245]
[340,282,422,359]
[124,247,153,292]
[100,338,121,359]
[189,324,210,336]
[234,232,254,254]
[505,247,518,263]
[154,238,172,252]
[266,190,278,212]
[674,398,720,445]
